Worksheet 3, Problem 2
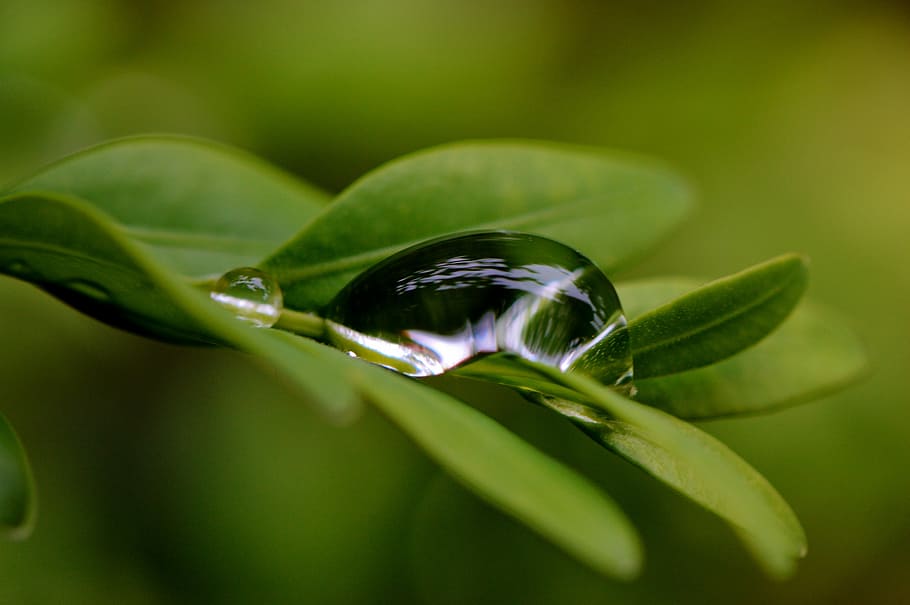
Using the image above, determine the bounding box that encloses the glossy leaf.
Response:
[281,338,644,579]
[0,192,360,420]
[5,135,329,278]
[618,279,868,419]
[0,412,35,539]
[628,254,809,379]
[461,357,807,579]
[263,141,692,310]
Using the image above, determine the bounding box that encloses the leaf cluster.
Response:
[0,137,866,578]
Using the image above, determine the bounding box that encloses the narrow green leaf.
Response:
[0,192,360,421]
[463,357,807,579]
[5,135,329,278]
[263,141,692,311]
[628,254,809,379]
[281,339,643,579]
[618,279,868,419]
[0,412,35,539]
[634,302,868,418]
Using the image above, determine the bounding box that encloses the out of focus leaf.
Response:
[6,135,329,277]
[263,141,692,310]
[0,412,34,539]
[628,254,808,379]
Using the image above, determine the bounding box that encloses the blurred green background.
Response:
[1,0,908,603]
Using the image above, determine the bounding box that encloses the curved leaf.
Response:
[0,192,360,421]
[618,279,868,419]
[628,254,808,379]
[461,357,807,579]
[263,141,692,310]
[5,135,329,278]
[0,412,35,539]
[282,339,643,579]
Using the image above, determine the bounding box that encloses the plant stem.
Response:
[275,308,326,339]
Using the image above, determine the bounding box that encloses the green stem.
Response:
[275,308,326,339]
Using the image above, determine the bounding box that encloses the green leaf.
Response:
[0,192,360,421]
[635,303,868,419]
[462,357,807,579]
[263,140,692,311]
[0,412,35,539]
[628,254,809,379]
[279,338,643,579]
[5,135,329,278]
[618,279,868,419]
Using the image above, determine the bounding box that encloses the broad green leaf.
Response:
[462,357,807,579]
[0,192,359,420]
[618,279,868,419]
[279,338,643,579]
[5,135,329,278]
[0,412,35,539]
[263,141,692,311]
[628,254,808,379]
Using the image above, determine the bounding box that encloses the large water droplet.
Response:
[325,232,633,388]
[210,267,283,328]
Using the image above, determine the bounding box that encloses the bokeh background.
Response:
[1,1,908,603]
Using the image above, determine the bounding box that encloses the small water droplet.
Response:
[210,267,283,328]
[324,232,633,389]
[64,279,112,302]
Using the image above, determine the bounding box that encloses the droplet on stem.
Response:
[210,267,283,328]
[324,231,633,389]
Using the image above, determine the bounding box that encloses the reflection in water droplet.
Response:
[64,279,112,302]
[325,232,633,389]
[210,267,283,328]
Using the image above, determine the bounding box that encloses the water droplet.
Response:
[325,232,633,388]
[210,267,283,328]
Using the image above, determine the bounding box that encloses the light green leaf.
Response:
[618,279,868,419]
[263,141,692,310]
[5,135,329,278]
[0,412,35,539]
[0,192,359,420]
[628,254,808,379]
[280,338,643,579]
[461,357,807,579]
